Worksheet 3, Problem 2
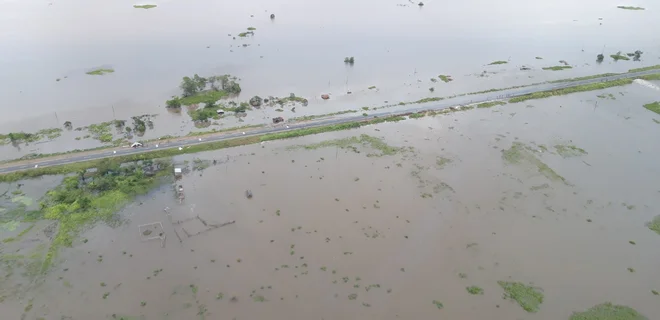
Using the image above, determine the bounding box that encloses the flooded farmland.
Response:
[2,0,660,160]
[2,85,660,319]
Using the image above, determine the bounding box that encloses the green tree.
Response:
[166,96,182,109]
[180,77,198,97]
[193,74,207,92]
[596,54,604,63]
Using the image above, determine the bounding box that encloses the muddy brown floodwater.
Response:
[2,0,660,160]
[2,84,659,319]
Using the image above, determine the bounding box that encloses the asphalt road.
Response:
[1,69,658,175]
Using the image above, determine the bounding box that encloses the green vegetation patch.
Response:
[611,52,630,61]
[438,75,453,83]
[569,302,648,320]
[40,159,171,271]
[181,90,229,107]
[432,300,444,309]
[554,144,587,158]
[289,134,402,157]
[186,124,265,137]
[640,74,660,81]
[133,4,157,9]
[542,66,573,71]
[489,61,508,65]
[617,6,645,10]
[643,102,660,115]
[647,215,660,235]
[86,68,114,75]
[550,73,620,83]
[629,65,660,73]
[436,157,452,168]
[87,121,114,143]
[2,224,34,243]
[289,110,357,122]
[498,281,544,313]
[509,79,633,103]
[0,128,63,146]
[502,142,567,184]
[466,286,484,295]
[477,101,506,108]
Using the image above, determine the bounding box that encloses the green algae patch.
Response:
[288,134,402,157]
[86,68,114,75]
[502,142,567,184]
[647,215,660,235]
[476,101,506,108]
[466,286,484,295]
[11,195,34,207]
[554,144,587,158]
[435,157,452,169]
[133,4,157,9]
[498,281,544,313]
[570,302,648,320]
[643,102,660,115]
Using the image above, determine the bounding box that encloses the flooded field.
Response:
[2,84,660,319]
[1,0,660,160]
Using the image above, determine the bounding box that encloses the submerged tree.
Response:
[63,121,73,129]
[192,74,207,92]
[633,50,643,61]
[596,54,604,63]
[180,77,199,97]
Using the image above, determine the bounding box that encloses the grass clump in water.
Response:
[569,302,648,320]
[643,102,660,115]
[554,144,587,158]
[489,61,508,65]
[542,66,572,71]
[86,68,115,75]
[502,142,567,184]
[611,52,631,61]
[617,6,645,10]
[436,157,452,168]
[509,79,633,103]
[477,101,506,108]
[133,4,157,9]
[432,300,444,309]
[647,215,660,235]
[498,281,544,313]
[466,286,484,295]
[438,75,453,83]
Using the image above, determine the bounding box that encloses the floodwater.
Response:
[1,0,660,159]
[2,84,660,319]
